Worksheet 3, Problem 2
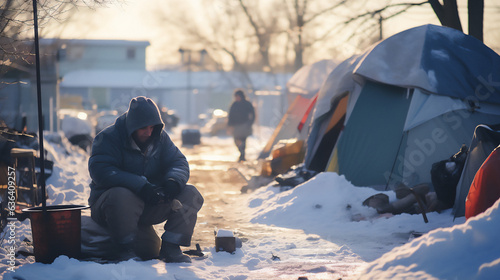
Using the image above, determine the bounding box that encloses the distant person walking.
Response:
[227,89,255,162]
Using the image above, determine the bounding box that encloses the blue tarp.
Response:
[353,24,500,104]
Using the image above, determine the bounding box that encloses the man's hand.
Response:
[139,182,166,205]
[163,178,181,198]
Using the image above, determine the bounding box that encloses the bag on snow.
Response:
[430,144,468,208]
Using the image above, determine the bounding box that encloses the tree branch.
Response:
[304,0,346,25]
[428,0,445,24]
[341,1,427,26]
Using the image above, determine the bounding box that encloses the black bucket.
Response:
[23,205,89,263]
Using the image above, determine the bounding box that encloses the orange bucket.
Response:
[23,205,89,263]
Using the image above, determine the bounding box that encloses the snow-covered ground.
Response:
[1,127,499,280]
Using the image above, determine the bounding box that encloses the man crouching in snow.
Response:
[87,96,204,263]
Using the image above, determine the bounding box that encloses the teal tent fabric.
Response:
[337,81,411,186]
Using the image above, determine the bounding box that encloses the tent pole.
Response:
[32,0,47,211]
[385,131,407,190]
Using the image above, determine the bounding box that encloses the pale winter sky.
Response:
[42,0,500,70]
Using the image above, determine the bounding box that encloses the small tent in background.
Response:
[286,59,337,101]
[258,95,315,159]
[259,60,336,171]
[303,55,362,172]
[453,125,500,217]
[303,24,500,191]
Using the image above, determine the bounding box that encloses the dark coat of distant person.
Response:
[227,92,255,138]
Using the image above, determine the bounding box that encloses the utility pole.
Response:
[178,48,206,125]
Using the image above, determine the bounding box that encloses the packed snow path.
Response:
[180,138,362,279]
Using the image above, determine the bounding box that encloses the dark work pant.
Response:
[234,136,247,161]
[91,184,204,247]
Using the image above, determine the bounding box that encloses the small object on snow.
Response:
[279,185,293,192]
[409,231,424,242]
[183,243,204,257]
[306,234,321,241]
[297,277,308,280]
[274,166,317,188]
[23,238,32,246]
[362,193,391,213]
[271,253,280,261]
[314,204,322,209]
[181,129,201,145]
[16,249,34,258]
[215,229,236,253]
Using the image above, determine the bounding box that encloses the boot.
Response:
[113,242,141,262]
[159,241,192,263]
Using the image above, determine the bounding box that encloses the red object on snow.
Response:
[466,145,500,219]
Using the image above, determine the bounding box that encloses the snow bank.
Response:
[247,172,382,226]
[0,132,91,275]
[42,132,91,206]
[242,171,499,279]
[244,172,461,261]
[359,199,500,280]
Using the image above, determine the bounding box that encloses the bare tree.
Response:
[0,0,108,82]
[334,1,428,49]
[1,0,36,80]
[237,0,282,71]
[282,0,347,71]
[467,0,484,41]
[155,0,262,88]
[343,0,489,43]
[428,0,462,31]
[157,0,349,73]
[428,0,485,41]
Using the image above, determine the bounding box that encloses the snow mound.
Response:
[43,132,91,206]
[359,199,500,280]
[248,172,382,226]
[244,172,463,263]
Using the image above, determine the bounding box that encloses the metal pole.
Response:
[187,51,192,124]
[32,0,47,211]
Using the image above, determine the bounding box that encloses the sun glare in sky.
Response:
[42,0,499,70]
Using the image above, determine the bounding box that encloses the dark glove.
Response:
[162,178,181,198]
[138,182,166,205]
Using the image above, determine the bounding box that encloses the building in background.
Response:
[1,38,291,135]
[0,39,150,132]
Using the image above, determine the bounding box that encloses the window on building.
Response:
[57,48,66,61]
[89,87,110,110]
[127,48,136,60]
